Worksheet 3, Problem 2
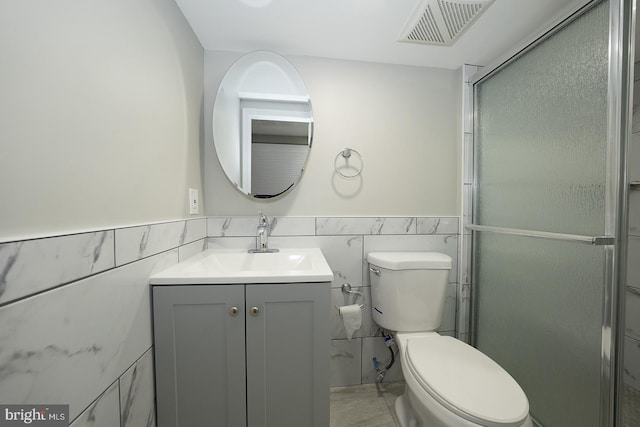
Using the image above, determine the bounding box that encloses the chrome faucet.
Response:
[248,212,279,253]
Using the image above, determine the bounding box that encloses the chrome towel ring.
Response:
[334,147,363,179]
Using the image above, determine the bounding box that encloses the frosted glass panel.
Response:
[473,2,612,426]
[475,1,609,236]
[475,233,605,426]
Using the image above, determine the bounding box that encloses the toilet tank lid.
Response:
[367,252,452,270]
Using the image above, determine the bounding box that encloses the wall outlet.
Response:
[189,188,199,214]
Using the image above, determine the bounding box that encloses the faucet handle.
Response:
[258,211,268,226]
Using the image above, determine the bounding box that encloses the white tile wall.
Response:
[0,218,207,425]
[459,65,478,344]
[626,63,640,394]
[207,216,315,237]
[633,77,640,134]
[330,339,363,387]
[626,287,640,342]
[120,349,156,427]
[115,218,206,266]
[460,62,476,328]
[630,133,640,180]
[630,192,640,237]
[70,381,120,427]
[416,217,459,235]
[0,231,115,305]
[178,238,207,261]
[625,336,640,390]
[0,251,173,419]
[316,217,417,235]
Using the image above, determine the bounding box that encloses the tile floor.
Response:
[331,382,640,426]
[330,382,405,427]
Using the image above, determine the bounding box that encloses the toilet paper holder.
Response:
[335,283,364,310]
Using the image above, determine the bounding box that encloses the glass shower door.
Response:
[470,0,630,425]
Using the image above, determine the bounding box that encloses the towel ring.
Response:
[334,148,363,179]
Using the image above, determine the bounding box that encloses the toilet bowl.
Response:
[395,332,532,427]
[367,252,532,427]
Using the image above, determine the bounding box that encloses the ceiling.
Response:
[173,0,588,70]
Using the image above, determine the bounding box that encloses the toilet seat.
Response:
[404,336,529,427]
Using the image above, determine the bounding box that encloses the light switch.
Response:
[189,188,199,214]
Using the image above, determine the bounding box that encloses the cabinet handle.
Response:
[229,306,239,317]
[250,306,260,317]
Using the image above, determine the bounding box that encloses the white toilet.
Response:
[367,252,533,427]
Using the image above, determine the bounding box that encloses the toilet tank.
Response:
[367,252,452,332]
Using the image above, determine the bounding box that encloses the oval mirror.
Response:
[212,51,313,199]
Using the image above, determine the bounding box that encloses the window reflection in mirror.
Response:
[250,119,311,198]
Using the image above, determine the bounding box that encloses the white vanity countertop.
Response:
[150,247,334,285]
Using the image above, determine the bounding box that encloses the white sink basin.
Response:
[203,251,313,272]
[150,248,334,284]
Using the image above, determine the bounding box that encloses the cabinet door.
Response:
[245,283,330,427]
[153,285,246,427]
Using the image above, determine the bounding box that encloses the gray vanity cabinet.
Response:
[153,282,330,427]
[153,285,246,427]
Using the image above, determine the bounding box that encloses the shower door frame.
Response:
[466,0,634,425]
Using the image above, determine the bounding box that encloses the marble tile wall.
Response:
[0,218,207,426]
[459,64,480,345]
[207,215,462,387]
[625,62,640,393]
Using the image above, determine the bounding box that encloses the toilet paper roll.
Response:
[339,304,362,341]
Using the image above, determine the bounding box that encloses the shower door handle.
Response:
[465,224,614,246]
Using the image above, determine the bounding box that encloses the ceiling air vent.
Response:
[399,0,495,46]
